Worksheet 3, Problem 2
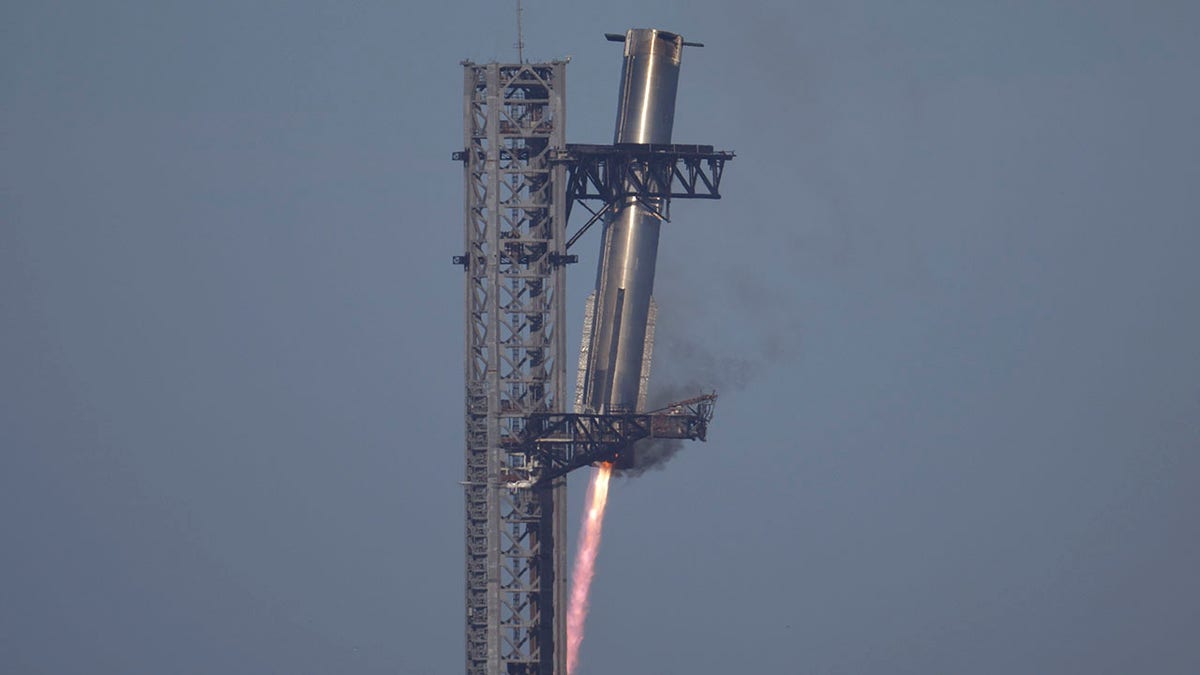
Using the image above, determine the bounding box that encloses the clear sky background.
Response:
[3,1,1198,673]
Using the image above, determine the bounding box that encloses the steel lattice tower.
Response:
[458,60,569,675]
[456,37,732,675]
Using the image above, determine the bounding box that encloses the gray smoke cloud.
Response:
[616,270,805,477]
[618,379,713,478]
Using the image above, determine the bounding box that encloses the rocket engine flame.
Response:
[566,462,614,674]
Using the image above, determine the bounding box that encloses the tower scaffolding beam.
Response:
[460,60,568,675]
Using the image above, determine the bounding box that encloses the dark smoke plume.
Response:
[616,273,803,477]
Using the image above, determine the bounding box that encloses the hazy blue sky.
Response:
[3,1,1198,673]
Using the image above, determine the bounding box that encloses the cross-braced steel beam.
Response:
[460,60,568,675]
[550,143,734,244]
[517,394,717,483]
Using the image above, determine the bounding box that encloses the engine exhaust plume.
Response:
[566,462,614,674]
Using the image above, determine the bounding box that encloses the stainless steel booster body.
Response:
[580,29,684,413]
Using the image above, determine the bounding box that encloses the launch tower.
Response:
[455,30,732,675]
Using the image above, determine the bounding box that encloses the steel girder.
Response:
[550,143,734,241]
[516,394,717,483]
[461,61,568,675]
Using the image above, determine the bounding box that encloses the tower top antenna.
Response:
[516,0,525,63]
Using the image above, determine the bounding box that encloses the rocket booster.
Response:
[579,29,689,414]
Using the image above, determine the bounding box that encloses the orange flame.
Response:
[566,462,614,674]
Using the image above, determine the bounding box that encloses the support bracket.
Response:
[516,393,717,484]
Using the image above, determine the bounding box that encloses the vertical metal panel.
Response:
[463,62,492,675]
[483,64,503,675]
[548,59,568,675]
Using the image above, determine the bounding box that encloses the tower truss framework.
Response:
[456,48,732,675]
[459,60,569,675]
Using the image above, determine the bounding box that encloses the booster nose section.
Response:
[613,29,683,145]
[580,29,693,414]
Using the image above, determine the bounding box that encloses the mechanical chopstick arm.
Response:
[515,394,717,485]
